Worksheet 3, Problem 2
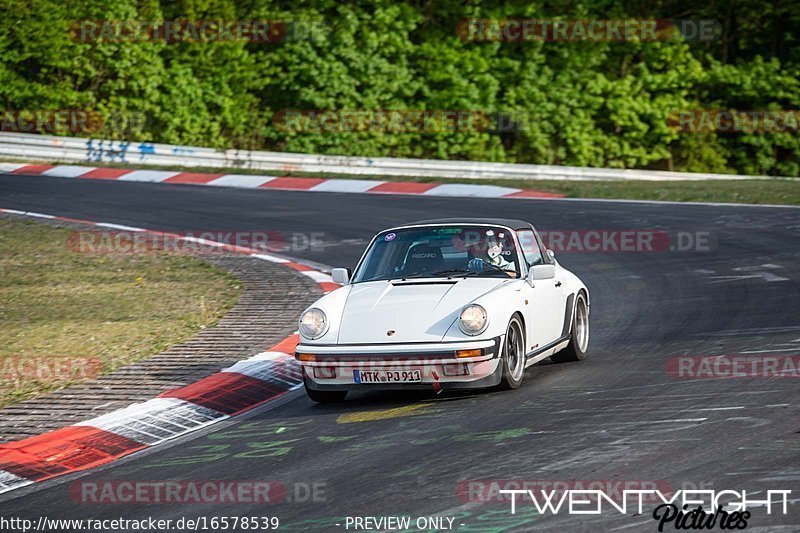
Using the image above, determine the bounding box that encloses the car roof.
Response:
[391,218,536,232]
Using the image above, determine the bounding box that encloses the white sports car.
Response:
[295,218,590,402]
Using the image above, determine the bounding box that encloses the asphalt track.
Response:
[0,173,799,532]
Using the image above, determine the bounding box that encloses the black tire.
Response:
[551,292,589,363]
[499,315,526,389]
[305,384,348,403]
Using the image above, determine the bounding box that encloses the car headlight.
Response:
[299,308,328,339]
[459,304,488,335]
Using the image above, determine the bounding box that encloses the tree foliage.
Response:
[1,0,798,175]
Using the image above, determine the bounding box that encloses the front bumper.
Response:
[296,337,503,391]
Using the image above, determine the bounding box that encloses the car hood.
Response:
[337,278,511,344]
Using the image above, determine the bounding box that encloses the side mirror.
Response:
[527,264,555,285]
[331,268,350,285]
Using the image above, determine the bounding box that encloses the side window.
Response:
[534,230,554,264]
[516,230,543,266]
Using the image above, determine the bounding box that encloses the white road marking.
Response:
[117,170,179,182]
[42,165,97,178]
[613,438,703,443]
[180,236,224,247]
[588,392,782,402]
[311,179,386,193]
[615,418,708,424]
[758,475,800,482]
[610,519,655,531]
[207,174,276,188]
[740,348,799,353]
[0,163,27,173]
[690,325,800,336]
[733,264,784,271]
[251,253,290,263]
[95,222,145,231]
[0,470,33,494]
[423,183,521,197]
[76,398,227,445]
[709,272,789,283]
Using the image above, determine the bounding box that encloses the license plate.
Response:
[354,369,422,383]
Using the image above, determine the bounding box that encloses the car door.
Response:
[516,229,565,351]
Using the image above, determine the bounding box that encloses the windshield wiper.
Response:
[436,266,516,278]
[394,271,459,280]
[430,269,479,278]
[391,269,475,280]
[393,267,513,281]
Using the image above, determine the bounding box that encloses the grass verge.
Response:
[0,218,241,408]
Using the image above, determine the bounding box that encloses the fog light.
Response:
[313,366,336,379]
[443,363,469,376]
[456,349,482,358]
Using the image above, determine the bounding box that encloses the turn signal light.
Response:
[296,353,316,362]
[456,349,482,358]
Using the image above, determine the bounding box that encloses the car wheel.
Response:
[304,384,348,403]
[499,315,526,389]
[551,292,589,363]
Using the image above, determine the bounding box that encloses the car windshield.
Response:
[352,225,521,282]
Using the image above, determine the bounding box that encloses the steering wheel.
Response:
[467,257,505,273]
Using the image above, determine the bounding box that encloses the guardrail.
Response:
[0,132,772,181]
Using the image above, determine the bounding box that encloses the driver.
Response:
[467,231,515,275]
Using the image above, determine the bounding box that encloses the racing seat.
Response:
[402,243,445,276]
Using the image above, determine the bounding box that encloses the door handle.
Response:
[555,281,562,287]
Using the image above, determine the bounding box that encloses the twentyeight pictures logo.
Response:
[499,489,792,530]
